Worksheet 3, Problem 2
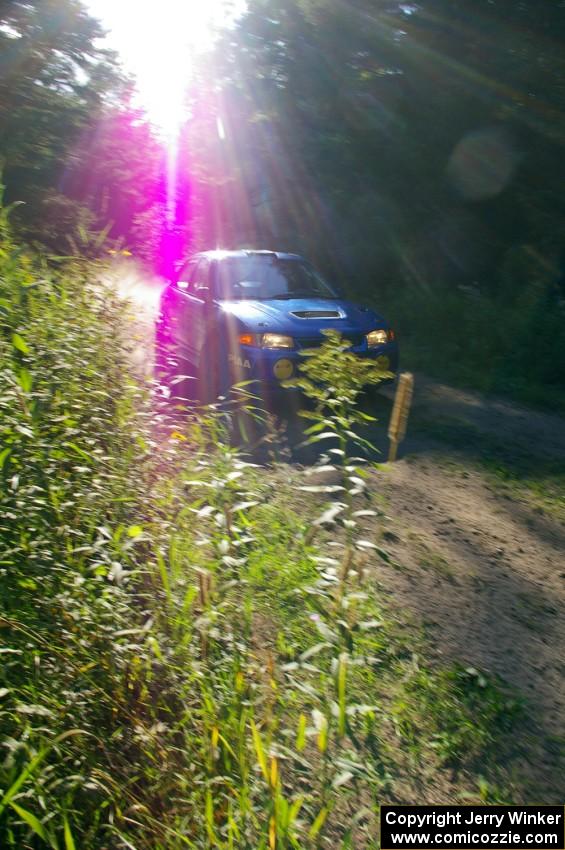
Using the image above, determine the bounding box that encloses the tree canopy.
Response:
[188,0,565,297]
[0,0,123,244]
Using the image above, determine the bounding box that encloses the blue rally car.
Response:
[156,250,398,402]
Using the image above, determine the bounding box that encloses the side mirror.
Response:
[170,259,185,283]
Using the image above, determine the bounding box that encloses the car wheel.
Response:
[155,323,197,400]
[154,320,176,381]
[362,380,393,415]
[198,340,228,405]
[171,355,198,402]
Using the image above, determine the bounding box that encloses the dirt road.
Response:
[370,378,564,723]
[358,378,565,800]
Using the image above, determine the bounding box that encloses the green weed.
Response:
[391,664,524,766]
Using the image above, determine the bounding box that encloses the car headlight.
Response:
[261,333,294,349]
[366,328,388,347]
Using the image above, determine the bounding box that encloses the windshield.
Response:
[214,256,338,300]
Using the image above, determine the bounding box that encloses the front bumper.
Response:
[228,341,399,390]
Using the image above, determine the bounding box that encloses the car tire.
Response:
[362,380,393,416]
[154,320,176,382]
[155,322,197,401]
[198,339,228,405]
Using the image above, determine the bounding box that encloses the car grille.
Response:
[297,333,365,350]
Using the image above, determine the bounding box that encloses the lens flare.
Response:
[86,0,245,139]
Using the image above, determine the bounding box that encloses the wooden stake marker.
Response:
[387,372,414,462]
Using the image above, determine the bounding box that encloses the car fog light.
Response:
[273,359,294,380]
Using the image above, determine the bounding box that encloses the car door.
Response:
[177,257,211,364]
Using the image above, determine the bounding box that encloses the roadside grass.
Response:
[411,412,565,523]
[391,664,523,769]
[0,213,545,848]
[396,332,565,417]
[378,283,565,416]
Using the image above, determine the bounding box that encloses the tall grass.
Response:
[1,203,532,848]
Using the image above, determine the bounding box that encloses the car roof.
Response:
[190,249,305,262]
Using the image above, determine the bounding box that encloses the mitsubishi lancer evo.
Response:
[156,250,398,402]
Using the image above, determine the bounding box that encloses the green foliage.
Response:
[0,207,540,848]
[285,329,391,467]
[0,197,158,845]
[0,0,124,250]
[289,330,389,416]
[382,277,565,412]
[392,664,524,767]
[67,109,163,253]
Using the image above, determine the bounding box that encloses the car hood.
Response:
[218,297,388,335]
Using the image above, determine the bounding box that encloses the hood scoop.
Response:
[291,309,344,319]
